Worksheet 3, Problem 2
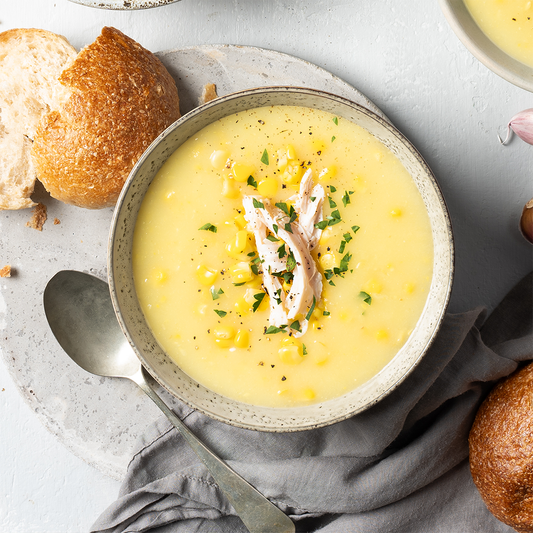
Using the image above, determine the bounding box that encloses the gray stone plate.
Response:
[0,45,385,480]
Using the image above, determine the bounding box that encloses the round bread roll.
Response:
[32,27,181,209]
[469,362,533,532]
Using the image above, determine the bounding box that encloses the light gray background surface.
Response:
[0,1,532,531]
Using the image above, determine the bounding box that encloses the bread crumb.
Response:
[54,217,60,225]
[26,203,47,231]
[199,83,218,105]
[0,265,11,278]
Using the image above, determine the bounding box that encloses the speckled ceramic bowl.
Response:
[439,0,533,92]
[68,0,178,9]
[108,87,454,431]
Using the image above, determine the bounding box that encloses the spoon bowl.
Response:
[43,269,295,533]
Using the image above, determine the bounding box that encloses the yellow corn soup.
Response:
[132,105,433,408]
[465,0,533,67]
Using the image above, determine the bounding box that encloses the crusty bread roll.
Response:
[0,29,77,209]
[32,27,181,209]
[469,362,533,532]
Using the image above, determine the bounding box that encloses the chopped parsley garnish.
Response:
[233,282,246,286]
[305,296,316,321]
[330,185,337,193]
[333,117,339,125]
[323,311,331,316]
[275,202,290,215]
[252,292,266,312]
[352,225,360,234]
[277,244,286,258]
[199,223,217,233]
[342,191,351,207]
[314,220,328,230]
[338,252,352,274]
[339,240,347,254]
[247,175,258,188]
[261,149,269,165]
[327,210,342,226]
[359,291,372,305]
[343,232,353,243]
[290,320,302,333]
[253,198,264,209]
[214,309,227,317]
[286,251,297,272]
[328,197,337,209]
[303,344,308,355]
[266,234,280,242]
[265,325,287,334]
[331,136,336,142]
[210,287,224,300]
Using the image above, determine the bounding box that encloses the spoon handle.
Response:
[132,368,295,533]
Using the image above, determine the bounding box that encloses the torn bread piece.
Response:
[0,28,77,210]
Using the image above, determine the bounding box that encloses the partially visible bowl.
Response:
[439,0,533,92]
[68,0,178,9]
[108,86,454,432]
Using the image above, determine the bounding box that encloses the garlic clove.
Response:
[519,198,533,244]
[499,109,533,145]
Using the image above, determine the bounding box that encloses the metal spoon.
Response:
[43,270,295,533]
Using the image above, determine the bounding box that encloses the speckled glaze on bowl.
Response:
[439,0,533,92]
[68,0,178,9]
[108,87,454,432]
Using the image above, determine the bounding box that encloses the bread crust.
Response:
[469,362,533,532]
[32,27,181,209]
[0,28,76,210]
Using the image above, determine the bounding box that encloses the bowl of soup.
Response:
[108,87,454,431]
[439,0,533,92]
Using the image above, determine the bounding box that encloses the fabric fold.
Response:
[92,272,533,533]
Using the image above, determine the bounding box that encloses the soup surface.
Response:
[132,105,433,408]
[465,0,533,68]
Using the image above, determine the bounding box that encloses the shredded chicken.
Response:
[243,169,325,337]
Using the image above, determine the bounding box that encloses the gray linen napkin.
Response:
[92,272,533,533]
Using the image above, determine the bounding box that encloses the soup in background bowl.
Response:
[439,0,533,92]
[108,87,454,431]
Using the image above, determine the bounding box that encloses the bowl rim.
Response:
[439,0,533,92]
[108,86,454,431]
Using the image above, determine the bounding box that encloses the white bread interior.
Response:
[0,29,76,210]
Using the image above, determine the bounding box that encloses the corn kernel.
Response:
[213,325,236,348]
[302,388,316,400]
[234,297,250,315]
[282,279,292,293]
[318,165,337,181]
[210,149,230,169]
[312,139,327,154]
[276,149,288,172]
[226,230,249,258]
[318,227,334,246]
[230,261,255,284]
[365,278,383,294]
[390,208,402,217]
[245,276,263,289]
[233,213,248,229]
[152,269,167,284]
[278,338,304,365]
[234,329,250,349]
[196,264,218,286]
[232,162,255,183]
[282,162,303,185]
[404,282,415,294]
[286,144,297,160]
[221,177,239,199]
[257,177,279,197]
[376,329,389,341]
[319,252,337,271]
